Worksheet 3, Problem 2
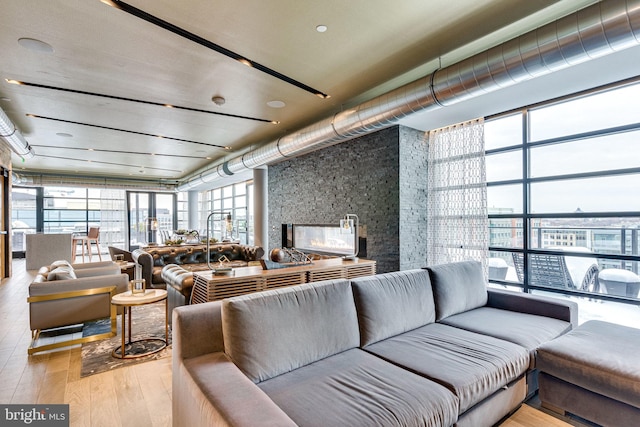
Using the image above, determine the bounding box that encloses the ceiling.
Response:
[3,0,633,189]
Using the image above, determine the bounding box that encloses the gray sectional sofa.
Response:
[172,260,578,427]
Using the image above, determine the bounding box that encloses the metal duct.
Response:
[0,106,34,159]
[14,172,176,191]
[178,0,640,192]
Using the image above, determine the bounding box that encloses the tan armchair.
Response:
[27,260,129,355]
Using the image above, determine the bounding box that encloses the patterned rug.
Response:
[80,301,171,377]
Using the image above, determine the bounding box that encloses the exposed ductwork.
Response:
[13,171,176,191]
[177,0,640,192]
[0,106,34,159]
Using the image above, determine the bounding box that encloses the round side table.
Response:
[111,289,168,359]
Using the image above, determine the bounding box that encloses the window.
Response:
[199,180,253,244]
[176,192,189,231]
[487,79,640,307]
[12,186,127,256]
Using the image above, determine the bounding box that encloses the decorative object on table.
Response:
[261,248,312,270]
[174,229,200,244]
[164,238,185,246]
[340,213,359,260]
[130,278,146,295]
[114,254,125,264]
[200,237,219,244]
[213,255,234,276]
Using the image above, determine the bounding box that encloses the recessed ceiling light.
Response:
[267,100,286,108]
[316,25,328,33]
[17,38,54,54]
[56,132,73,138]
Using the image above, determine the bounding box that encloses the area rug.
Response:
[80,301,171,377]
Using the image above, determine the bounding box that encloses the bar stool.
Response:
[72,226,102,262]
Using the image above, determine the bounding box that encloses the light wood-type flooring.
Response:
[1,258,587,427]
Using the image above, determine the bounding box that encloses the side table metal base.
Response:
[112,338,167,359]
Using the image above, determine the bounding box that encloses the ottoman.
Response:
[537,320,640,426]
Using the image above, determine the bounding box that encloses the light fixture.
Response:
[225,213,233,233]
[205,211,232,269]
[211,96,226,106]
[100,0,330,99]
[267,100,286,108]
[147,217,159,243]
[8,79,275,123]
[339,213,359,260]
[17,37,54,54]
[316,25,328,33]
[0,106,34,159]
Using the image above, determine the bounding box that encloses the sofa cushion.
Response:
[47,266,77,281]
[440,306,572,358]
[427,261,487,321]
[537,320,640,409]
[351,269,436,347]
[222,279,359,383]
[258,348,459,427]
[364,323,529,413]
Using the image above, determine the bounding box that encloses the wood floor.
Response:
[0,258,582,427]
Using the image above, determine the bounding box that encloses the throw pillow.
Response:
[47,266,77,281]
[50,260,73,270]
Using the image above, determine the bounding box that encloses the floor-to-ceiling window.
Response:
[176,191,189,231]
[12,186,128,257]
[198,180,253,244]
[486,78,640,324]
[127,191,176,248]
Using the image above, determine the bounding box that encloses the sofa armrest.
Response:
[487,288,578,326]
[173,352,296,427]
[173,301,225,361]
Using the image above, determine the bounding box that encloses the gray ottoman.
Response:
[537,320,640,426]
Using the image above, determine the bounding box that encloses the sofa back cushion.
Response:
[351,270,436,347]
[427,260,488,321]
[222,279,359,383]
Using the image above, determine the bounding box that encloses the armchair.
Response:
[27,260,129,355]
